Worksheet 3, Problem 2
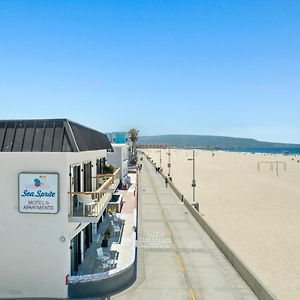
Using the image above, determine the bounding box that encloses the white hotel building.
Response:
[0,119,120,299]
[107,143,129,187]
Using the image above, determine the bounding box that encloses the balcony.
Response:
[68,168,120,222]
[68,172,137,298]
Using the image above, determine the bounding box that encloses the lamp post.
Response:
[188,150,196,203]
[160,149,162,169]
[167,148,171,177]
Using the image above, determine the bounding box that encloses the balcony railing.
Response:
[69,168,120,220]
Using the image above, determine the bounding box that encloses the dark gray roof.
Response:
[0,119,113,152]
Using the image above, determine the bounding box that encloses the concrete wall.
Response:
[183,200,278,300]
[69,232,137,298]
[69,254,136,298]
[0,149,107,299]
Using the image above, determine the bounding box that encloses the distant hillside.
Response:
[137,135,300,149]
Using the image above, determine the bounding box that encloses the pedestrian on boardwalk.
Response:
[165,177,168,188]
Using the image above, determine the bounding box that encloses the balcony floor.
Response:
[76,215,122,275]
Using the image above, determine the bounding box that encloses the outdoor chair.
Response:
[99,259,113,270]
[77,194,98,213]
[112,212,121,224]
[110,220,121,236]
[96,248,115,270]
[100,257,117,271]
[96,248,111,261]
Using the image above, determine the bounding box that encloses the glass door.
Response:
[83,161,92,192]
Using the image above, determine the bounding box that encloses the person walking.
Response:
[165,177,168,188]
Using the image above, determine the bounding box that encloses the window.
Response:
[83,161,92,192]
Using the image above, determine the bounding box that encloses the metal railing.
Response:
[68,168,120,218]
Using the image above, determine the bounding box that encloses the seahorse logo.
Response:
[33,176,46,187]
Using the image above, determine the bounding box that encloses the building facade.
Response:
[106,143,129,186]
[0,119,119,299]
[106,132,129,145]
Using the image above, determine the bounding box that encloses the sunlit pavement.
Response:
[112,156,257,300]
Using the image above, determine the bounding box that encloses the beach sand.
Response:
[145,148,300,300]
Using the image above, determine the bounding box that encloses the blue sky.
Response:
[0,1,299,143]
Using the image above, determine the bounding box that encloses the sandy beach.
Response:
[145,148,300,300]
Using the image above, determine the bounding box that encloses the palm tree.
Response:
[129,128,139,162]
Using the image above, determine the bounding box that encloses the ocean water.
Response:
[222,147,300,155]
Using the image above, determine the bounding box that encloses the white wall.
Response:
[0,152,69,298]
[107,144,128,185]
[0,149,107,299]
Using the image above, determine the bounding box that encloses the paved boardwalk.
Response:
[113,157,257,300]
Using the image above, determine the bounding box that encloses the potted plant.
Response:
[103,164,114,174]
[101,229,111,247]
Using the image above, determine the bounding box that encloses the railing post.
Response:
[70,195,73,217]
